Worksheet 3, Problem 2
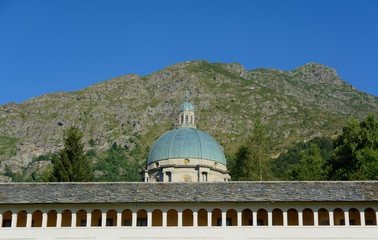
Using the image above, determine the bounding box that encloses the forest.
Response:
[3,114,377,182]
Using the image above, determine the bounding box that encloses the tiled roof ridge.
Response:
[1,181,377,204]
[0,180,377,185]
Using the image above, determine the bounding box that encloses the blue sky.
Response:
[0,0,377,105]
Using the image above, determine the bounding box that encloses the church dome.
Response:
[180,101,194,111]
[147,128,226,166]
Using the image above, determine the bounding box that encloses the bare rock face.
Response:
[0,60,377,180]
[293,62,346,85]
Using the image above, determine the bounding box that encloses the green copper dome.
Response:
[180,101,194,111]
[147,128,226,166]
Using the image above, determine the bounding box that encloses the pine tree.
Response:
[231,119,273,181]
[48,127,93,182]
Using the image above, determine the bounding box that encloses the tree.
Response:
[328,113,378,180]
[272,137,333,180]
[48,127,93,182]
[231,119,273,181]
[92,142,144,182]
[289,144,328,181]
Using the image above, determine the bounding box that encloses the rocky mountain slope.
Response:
[0,61,377,180]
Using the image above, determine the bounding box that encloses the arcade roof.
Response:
[0,181,376,205]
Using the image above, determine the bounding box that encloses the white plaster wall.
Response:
[1,225,377,240]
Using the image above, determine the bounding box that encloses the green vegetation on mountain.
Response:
[230,119,274,181]
[328,113,378,180]
[48,127,93,182]
[0,61,377,182]
[272,137,333,180]
[289,144,329,181]
[92,142,144,182]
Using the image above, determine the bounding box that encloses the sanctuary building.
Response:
[0,95,377,240]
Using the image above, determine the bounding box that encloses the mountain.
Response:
[0,60,377,181]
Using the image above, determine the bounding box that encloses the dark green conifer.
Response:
[49,127,93,182]
[231,119,273,181]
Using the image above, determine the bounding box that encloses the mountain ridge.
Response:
[0,60,377,181]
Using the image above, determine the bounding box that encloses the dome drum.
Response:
[144,159,229,183]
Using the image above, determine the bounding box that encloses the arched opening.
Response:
[198,209,208,226]
[212,209,222,226]
[122,209,132,226]
[185,115,188,124]
[242,209,252,226]
[2,211,12,227]
[152,209,162,226]
[287,208,298,226]
[257,209,268,226]
[333,208,345,225]
[106,209,117,226]
[182,209,193,226]
[303,208,314,226]
[190,115,193,124]
[76,210,87,227]
[91,209,102,227]
[226,209,237,226]
[318,208,329,226]
[137,209,147,227]
[17,210,27,227]
[32,210,42,227]
[61,210,72,227]
[365,208,377,225]
[272,209,283,226]
[167,209,178,226]
[47,210,57,227]
[348,208,360,225]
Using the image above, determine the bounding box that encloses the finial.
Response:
[185,89,189,102]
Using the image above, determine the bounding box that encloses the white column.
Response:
[237,211,242,227]
[376,211,378,227]
[221,212,226,227]
[147,212,152,227]
[193,212,198,227]
[329,211,334,226]
[207,212,212,226]
[101,213,106,227]
[117,212,122,227]
[163,212,167,227]
[252,211,257,226]
[178,212,182,227]
[298,211,303,226]
[26,213,32,228]
[314,211,318,226]
[87,213,91,227]
[360,211,365,226]
[163,172,167,182]
[268,211,272,226]
[57,213,62,227]
[132,212,137,227]
[0,213,2,228]
[42,212,47,228]
[71,213,76,227]
[283,211,288,226]
[11,213,17,228]
[344,210,349,226]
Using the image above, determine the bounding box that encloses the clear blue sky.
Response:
[0,0,377,105]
